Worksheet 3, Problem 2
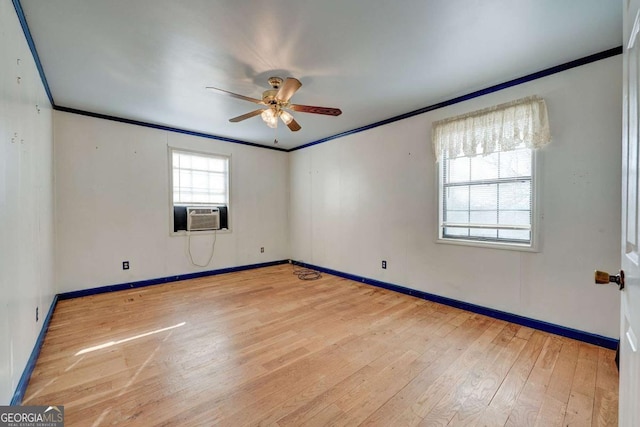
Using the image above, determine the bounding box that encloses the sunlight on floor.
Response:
[75,322,186,356]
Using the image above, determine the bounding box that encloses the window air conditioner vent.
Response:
[186,207,220,231]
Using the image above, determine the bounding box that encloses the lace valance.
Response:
[432,96,551,162]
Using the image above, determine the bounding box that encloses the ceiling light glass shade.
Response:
[266,120,278,128]
[261,108,278,128]
[280,110,293,125]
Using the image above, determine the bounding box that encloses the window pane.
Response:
[179,153,191,169]
[209,174,226,191]
[469,227,498,238]
[498,229,530,241]
[179,171,192,188]
[193,192,209,203]
[447,156,470,183]
[499,210,530,226]
[210,194,225,204]
[173,169,180,186]
[500,149,531,178]
[444,210,469,224]
[469,184,497,210]
[444,227,469,237]
[469,211,498,238]
[470,210,497,225]
[192,156,208,171]
[470,152,499,181]
[209,157,226,172]
[192,171,209,189]
[498,181,531,210]
[445,186,469,210]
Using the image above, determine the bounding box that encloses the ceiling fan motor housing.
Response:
[267,76,283,89]
[263,77,285,105]
[262,89,279,105]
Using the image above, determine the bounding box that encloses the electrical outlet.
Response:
[382,260,387,269]
[123,261,130,270]
[260,247,264,253]
[36,307,39,322]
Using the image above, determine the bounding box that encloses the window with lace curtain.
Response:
[433,96,551,249]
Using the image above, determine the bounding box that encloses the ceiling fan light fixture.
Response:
[280,110,293,125]
[261,108,278,128]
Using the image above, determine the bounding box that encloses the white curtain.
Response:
[432,96,551,162]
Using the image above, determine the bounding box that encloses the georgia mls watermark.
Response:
[0,406,64,427]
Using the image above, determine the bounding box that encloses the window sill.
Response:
[436,237,539,253]
[170,229,232,237]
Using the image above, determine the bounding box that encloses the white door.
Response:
[621,1,640,425]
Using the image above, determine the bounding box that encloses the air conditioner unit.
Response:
[186,207,220,231]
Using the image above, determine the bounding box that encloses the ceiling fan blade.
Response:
[289,104,342,116]
[285,117,301,132]
[229,109,264,122]
[206,86,264,104]
[276,78,302,102]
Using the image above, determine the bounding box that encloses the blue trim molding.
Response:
[54,106,288,153]
[10,295,58,405]
[58,259,289,300]
[293,261,619,350]
[11,0,54,106]
[291,46,623,152]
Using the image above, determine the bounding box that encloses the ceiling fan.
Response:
[207,77,342,132]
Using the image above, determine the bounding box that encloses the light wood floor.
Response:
[23,265,618,426]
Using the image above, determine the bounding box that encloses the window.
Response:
[172,150,228,205]
[433,96,550,249]
[170,149,229,231]
[439,146,535,247]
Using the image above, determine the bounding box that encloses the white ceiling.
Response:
[20,0,621,150]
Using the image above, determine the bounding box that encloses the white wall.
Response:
[290,56,622,339]
[0,1,55,404]
[54,112,290,293]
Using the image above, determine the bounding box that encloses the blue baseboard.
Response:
[58,259,290,300]
[10,294,58,405]
[293,261,619,350]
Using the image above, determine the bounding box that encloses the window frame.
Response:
[168,147,231,235]
[436,148,541,252]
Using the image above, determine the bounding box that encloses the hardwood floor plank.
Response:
[592,386,618,427]
[473,331,547,426]
[591,348,619,426]
[420,325,521,426]
[563,391,594,426]
[275,364,376,426]
[545,339,580,403]
[445,334,528,426]
[21,265,618,426]
[572,344,600,398]
[533,395,566,427]
[504,381,546,427]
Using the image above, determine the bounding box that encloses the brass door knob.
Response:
[595,270,625,290]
